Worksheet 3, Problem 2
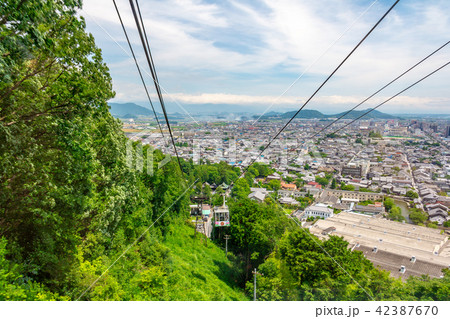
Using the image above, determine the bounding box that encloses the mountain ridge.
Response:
[109,102,399,120]
[262,108,399,120]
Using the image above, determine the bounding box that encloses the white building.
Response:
[304,204,334,219]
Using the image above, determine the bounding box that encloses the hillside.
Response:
[108,102,184,120]
[70,219,248,301]
[281,109,326,119]
[332,108,399,119]
[163,222,247,300]
[109,102,156,117]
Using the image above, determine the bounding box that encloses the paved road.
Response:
[348,149,363,165]
[404,152,423,208]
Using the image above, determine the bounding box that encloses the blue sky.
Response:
[81,0,450,115]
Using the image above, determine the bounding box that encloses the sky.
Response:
[80,0,450,115]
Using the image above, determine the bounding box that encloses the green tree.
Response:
[272,229,389,300]
[315,176,329,188]
[284,176,293,183]
[406,190,419,199]
[268,179,281,191]
[400,270,450,300]
[369,131,383,138]
[231,178,250,199]
[388,206,405,222]
[331,178,337,189]
[342,184,355,191]
[228,199,292,284]
[384,197,394,212]
[409,209,428,224]
[212,187,225,206]
[0,0,119,284]
[252,163,272,177]
[0,0,192,295]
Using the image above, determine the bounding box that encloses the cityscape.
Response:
[122,111,450,279]
[1,0,450,312]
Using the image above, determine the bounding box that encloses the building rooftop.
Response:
[305,204,333,214]
[309,212,450,278]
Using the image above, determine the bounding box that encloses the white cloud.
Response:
[83,0,450,113]
[161,92,450,107]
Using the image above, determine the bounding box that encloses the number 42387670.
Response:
[375,305,438,316]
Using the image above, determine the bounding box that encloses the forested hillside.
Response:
[0,1,448,301]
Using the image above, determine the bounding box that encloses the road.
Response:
[404,152,423,208]
[347,149,363,165]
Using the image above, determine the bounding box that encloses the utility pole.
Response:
[252,268,263,301]
[224,234,230,257]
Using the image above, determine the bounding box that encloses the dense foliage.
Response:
[0,0,239,300]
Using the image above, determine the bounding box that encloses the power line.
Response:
[128,0,185,178]
[112,0,166,140]
[257,0,399,154]
[136,0,160,101]
[310,40,450,139]
[252,0,379,124]
[232,0,400,185]
[330,61,450,135]
[136,1,202,127]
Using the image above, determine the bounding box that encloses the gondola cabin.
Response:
[214,196,230,227]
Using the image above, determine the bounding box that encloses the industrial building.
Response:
[309,212,450,279]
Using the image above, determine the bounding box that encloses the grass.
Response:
[163,221,248,301]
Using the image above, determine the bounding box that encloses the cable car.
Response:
[214,195,230,227]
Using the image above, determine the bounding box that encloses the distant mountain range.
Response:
[261,108,399,120]
[333,109,399,119]
[108,103,185,120]
[109,102,399,120]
